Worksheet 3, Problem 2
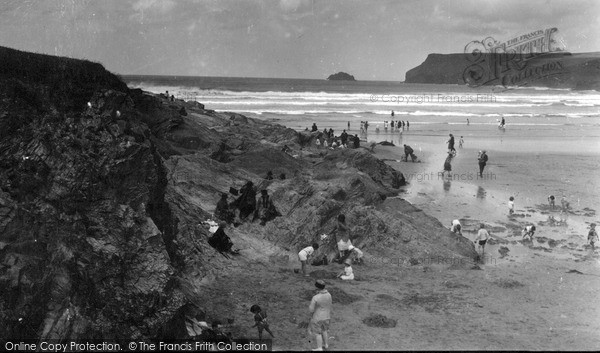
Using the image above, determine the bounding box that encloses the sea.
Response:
[121,75,600,153]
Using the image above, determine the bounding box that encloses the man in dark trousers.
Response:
[478,150,488,177]
[447,134,456,152]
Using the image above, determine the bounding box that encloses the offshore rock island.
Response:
[326,72,356,81]
[405,52,600,90]
[0,46,474,342]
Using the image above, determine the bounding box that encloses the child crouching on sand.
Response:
[250,305,274,340]
[337,259,354,280]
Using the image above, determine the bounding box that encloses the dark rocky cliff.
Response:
[0,46,476,342]
[405,52,600,90]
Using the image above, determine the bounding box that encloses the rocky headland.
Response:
[0,46,475,343]
[405,52,600,90]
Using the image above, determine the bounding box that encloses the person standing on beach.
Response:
[441,152,453,179]
[467,118,470,125]
[406,121,409,130]
[347,121,350,130]
[478,150,488,178]
[508,196,515,215]
[308,280,332,351]
[548,195,556,209]
[446,134,456,153]
[474,223,490,260]
[250,305,275,340]
[588,224,598,249]
[560,196,570,213]
[459,136,464,148]
[312,123,318,132]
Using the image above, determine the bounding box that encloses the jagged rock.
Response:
[0,45,478,343]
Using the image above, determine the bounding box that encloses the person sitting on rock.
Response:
[208,222,234,254]
[347,245,364,264]
[255,189,280,226]
[214,193,234,224]
[232,181,256,220]
[336,214,353,261]
[353,134,360,148]
[337,259,354,280]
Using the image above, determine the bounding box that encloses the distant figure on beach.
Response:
[298,243,319,277]
[312,123,318,132]
[500,116,506,127]
[521,225,536,240]
[508,196,515,215]
[391,121,395,130]
[450,219,462,236]
[364,121,369,131]
[266,171,273,180]
[323,128,328,137]
[467,118,470,125]
[474,223,490,259]
[560,196,570,213]
[441,152,453,178]
[347,121,350,130]
[478,150,488,178]
[337,259,354,280]
[328,128,334,137]
[402,121,405,129]
[250,305,274,340]
[588,223,598,249]
[391,110,395,118]
[459,136,464,148]
[308,280,332,351]
[403,144,417,162]
[406,121,409,130]
[548,195,556,209]
[375,125,380,133]
[315,138,321,148]
[447,134,456,152]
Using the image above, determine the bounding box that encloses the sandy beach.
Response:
[218,121,600,350]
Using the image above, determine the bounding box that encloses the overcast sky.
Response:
[0,0,598,80]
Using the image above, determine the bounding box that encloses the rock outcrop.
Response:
[405,52,600,90]
[0,45,476,342]
[327,72,356,81]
